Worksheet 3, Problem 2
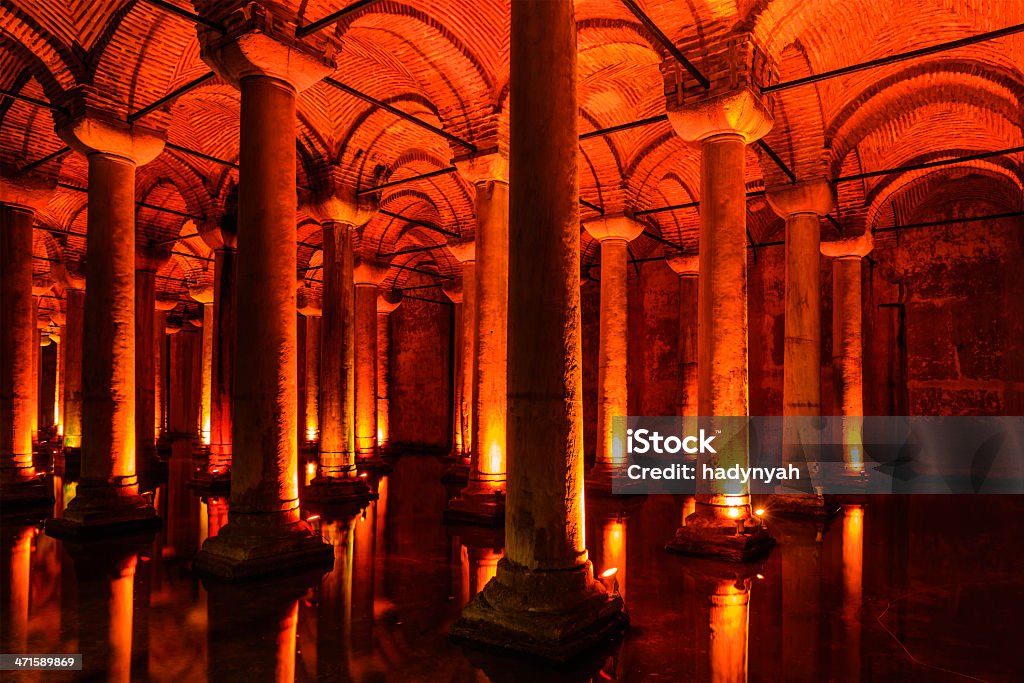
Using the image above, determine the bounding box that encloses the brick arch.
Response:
[0,7,83,94]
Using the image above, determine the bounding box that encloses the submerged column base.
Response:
[445,487,506,526]
[0,476,54,510]
[193,511,332,580]
[305,475,376,506]
[451,558,627,663]
[666,513,775,563]
[46,480,160,539]
[441,459,471,485]
[765,493,840,519]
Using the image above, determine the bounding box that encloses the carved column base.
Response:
[445,487,505,526]
[304,476,376,507]
[46,480,160,540]
[193,513,332,580]
[765,493,840,519]
[666,513,775,563]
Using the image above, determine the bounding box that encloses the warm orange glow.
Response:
[600,567,619,579]
[723,496,747,507]
[483,424,506,478]
[306,424,318,442]
[305,461,316,486]
[8,528,32,652]
[754,508,765,516]
[600,517,627,598]
[709,578,750,683]
[202,416,211,446]
[109,555,138,683]
[726,507,741,519]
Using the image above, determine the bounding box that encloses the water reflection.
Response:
[3,447,1024,681]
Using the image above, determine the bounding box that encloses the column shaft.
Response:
[679,274,699,417]
[354,283,377,458]
[63,288,85,449]
[595,238,629,469]
[30,315,39,442]
[153,310,167,442]
[783,213,822,416]
[304,315,320,442]
[320,221,356,475]
[0,205,35,483]
[376,310,391,450]
[834,257,864,471]
[210,248,235,470]
[199,302,213,444]
[135,268,157,464]
[460,263,476,458]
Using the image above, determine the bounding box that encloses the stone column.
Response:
[200,223,237,477]
[766,179,836,516]
[192,8,334,577]
[51,309,66,438]
[46,113,164,539]
[299,305,320,444]
[59,275,86,452]
[822,233,873,477]
[376,291,401,453]
[189,284,214,447]
[664,89,774,561]
[447,156,509,521]
[353,259,388,467]
[666,255,699,419]
[443,239,476,475]
[153,298,177,444]
[1,173,54,506]
[451,0,625,659]
[135,247,170,476]
[583,215,643,494]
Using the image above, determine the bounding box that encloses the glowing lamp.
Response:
[600,567,618,579]
[726,507,741,519]
[754,508,765,517]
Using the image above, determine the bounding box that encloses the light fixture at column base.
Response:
[451,559,627,663]
[445,490,505,526]
[46,483,161,540]
[193,516,333,580]
[304,476,377,506]
[666,516,775,562]
[0,477,54,510]
[765,493,840,519]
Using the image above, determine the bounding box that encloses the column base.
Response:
[188,469,231,496]
[46,481,161,540]
[441,461,470,485]
[666,514,775,563]
[193,513,333,580]
[765,493,840,519]
[0,476,54,510]
[445,489,505,526]
[356,454,393,475]
[585,464,648,497]
[451,558,627,663]
[304,476,377,507]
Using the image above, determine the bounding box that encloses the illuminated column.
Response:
[766,180,836,516]
[822,233,873,477]
[451,0,625,659]
[193,8,334,577]
[353,259,388,465]
[51,309,66,437]
[46,112,164,538]
[583,215,644,493]
[1,174,54,505]
[153,298,177,443]
[60,276,86,452]
[448,155,508,520]
[667,255,699,418]
[841,505,864,683]
[135,247,170,474]
[200,223,237,475]
[189,284,214,447]
[376,291,401,452]
[665,89,774,561]
[1,522,34,653]
[444,239,477,468]
[317,512,357,682]
[299,303,320,444]
[304,182,375,503]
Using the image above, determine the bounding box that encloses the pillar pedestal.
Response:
[191,7,334,578]
[46,112,164,540]
[452,0,625,660]
[662,88,775,562]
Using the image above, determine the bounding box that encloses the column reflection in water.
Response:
[1,521,35,654]
[841,505,864,683]
[778,518,825,683]
[315,511,358,682]
[687,564,755,683]
[453,526,505,610]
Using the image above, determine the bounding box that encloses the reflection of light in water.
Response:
[842,505,864,683]
[202,417,211,446]
[682,495,697,525]
[6,527,33,652]
[305,461,316,486]
[710,577,750,683]
[601,518,627,600]
[109,556,137,683]
[306,425,317,442]
[459,543,503,608]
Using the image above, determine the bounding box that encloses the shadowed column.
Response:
[201,221,237,476]
[443,239,476,479]
[353,258,389,467]
[667,255,699,420]
[451,0,625,661]
[376,290,401,452]
[135,246,170,477]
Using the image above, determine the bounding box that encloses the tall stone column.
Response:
[666,255,699,419]
[766,179,836,516]
[47,112,164,538]
[376,291,401,453]
[59,274,86,452]
[189,284,214,447]
[51,309,66,438]
[664,89,775,561]
[153,298,177,445]
[583,215,643,494]
[305,191,376,504]
[822,233,873,477]
[200,223,237,477]
[135,247,170,476]
[443,240,476,477]
[451,0,625,659]
[447,156,508,522]
[353,259,388,467]
[299,304,320,444]
[192,6,334,577]
[1,173,54,506]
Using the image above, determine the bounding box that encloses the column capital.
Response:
[50,310,66,326]
[136,244,173,272]
[199,216,237,251]
[766,178,835,218]
[455,151,509,185]
[582,214,644,242]
[56,96,165,165]
[155,298,179,312]
[666,88,773,144]
[353,258,389,286]
[0,170,55,212]
[821,231,873,259]
[447,236,476,263]
[666,254,700,276]
[377,290,402,314]
[301,168,377,226]
[52,261,86,291]
[32,277,53,297]
[196,3,336,92]
[441,280,463,304]
[297,288,322,316]
[189,283,214,305]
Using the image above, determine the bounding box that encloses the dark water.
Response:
[3,442,1024,682]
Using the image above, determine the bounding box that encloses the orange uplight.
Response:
[723,495,746,507]
[754,508,765,516]
[726,507,741,519]
[600,567,618,579]
[202,416,211,446]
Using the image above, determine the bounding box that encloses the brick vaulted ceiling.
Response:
[3,0,1024,327]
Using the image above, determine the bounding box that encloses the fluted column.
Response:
[192,5,335,578]
[583,215,643,494]
[823,233,873,477]
[46,112,164,538]
[451,0,625,659]
[1,173,54,505]
[376,291,401,452]
[353,259,388,466]
[664,88,775,561]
